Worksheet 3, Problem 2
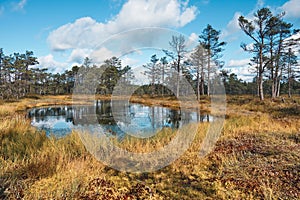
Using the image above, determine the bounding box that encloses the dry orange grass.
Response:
[0,95,299,199]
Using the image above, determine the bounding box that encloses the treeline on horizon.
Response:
[0,7,299,100]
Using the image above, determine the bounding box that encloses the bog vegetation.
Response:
[0,95,299,199]
[0,7,299,200]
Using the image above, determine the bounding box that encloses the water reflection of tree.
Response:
[151,107,155,130]
[168,109,181,129]
[195,107,211,122]
[28,101,210,135]
[96,100,116,125]
[200,114,210,122]
[28,106,71,123]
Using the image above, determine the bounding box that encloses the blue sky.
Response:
[0,0,299,81]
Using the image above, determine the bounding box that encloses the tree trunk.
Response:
[201,79,205,96]
[176,74,180,97]
[207,51,211,96]
[258,43,264,101]
[276,78,281,97]
[270,38,278,99]
[196,67,200,101]
[288,49,292,98]
[256,64,259,97]
[176,56,181,97]
[200,65,205,95]
[162,64,164,97]
[258,75,264,101]
[288,78,291,98]
[271,82,275,99]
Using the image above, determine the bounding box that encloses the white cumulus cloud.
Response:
[47,17,103,51]
[47,0,198,51]
[186,32,198,47]
[221,12,242,40]
[68,48,93,63]
[229,67,254,82]
[90,47,116,63]
[227,58,251,68]
[224,58,255,81]
[37,54,69,73]
[280,0,300,18]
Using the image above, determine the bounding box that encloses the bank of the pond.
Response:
[27,99,213,138]
[3,94,210,114]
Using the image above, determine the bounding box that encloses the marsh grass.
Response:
[0,95,299,199]
[115,127,178,153]
[129,95,210,112]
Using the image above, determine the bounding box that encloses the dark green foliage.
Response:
[133,84,175,97]
[0,52,134,98]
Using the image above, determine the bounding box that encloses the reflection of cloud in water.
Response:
[29,101,212,138]
[31,116,73,137]
[53,121,71,130]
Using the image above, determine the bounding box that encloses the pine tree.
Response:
[199,24,226,96]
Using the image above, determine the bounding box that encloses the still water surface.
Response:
[28,100,212,138]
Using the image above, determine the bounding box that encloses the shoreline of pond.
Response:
[16,94,211,115]
[27,99,213,138]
